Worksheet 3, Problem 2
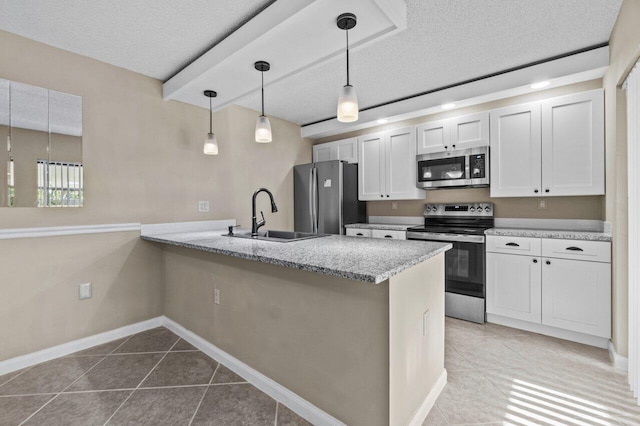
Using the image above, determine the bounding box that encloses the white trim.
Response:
[0,317,163,376]
[609,341,629,371]
[486,314,610,348]
[140,220,235,236]
[407,370,447,426]
[162,317,345,426]
[0,223,141,240]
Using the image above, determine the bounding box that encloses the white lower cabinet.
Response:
[346,228,372,237]
[541,257,611,338]
[486,235,611,342]
[486,253,541,323]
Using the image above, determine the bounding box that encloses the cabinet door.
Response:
[346,228,371,237]
[450,112,489,151]
[335,137,358,163]
[486,253,542,323]
[490,103,542,197]
[358,132,386,200]
[541,258,611,338]
[386,126,424,200]
[541,89,605,196]
[312,144,333,163]
[417,120,450,154]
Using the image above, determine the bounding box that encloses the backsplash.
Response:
[366,188,605,220]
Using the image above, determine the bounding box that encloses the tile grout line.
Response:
[17,354,111,426]
[102,336,181,426]
[187,362,220,426]
[0,365,36,389]
[274,402,279,426]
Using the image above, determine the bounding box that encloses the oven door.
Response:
[445,240,485,298]
[417,154,468,189]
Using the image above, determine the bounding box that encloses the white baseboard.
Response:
[486,314,609,349]
[608,341,629,371]
[161,317,345,426]
[408,369,447,426]
[0,316,163,376]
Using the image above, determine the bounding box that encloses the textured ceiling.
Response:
[0,0,622,125]
[0,0,273,80]
[235,0,622,125]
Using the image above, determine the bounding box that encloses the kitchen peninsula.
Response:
[142,225,450,426]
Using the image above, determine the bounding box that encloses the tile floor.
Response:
[424,318,640,426]
[0,327,310,426]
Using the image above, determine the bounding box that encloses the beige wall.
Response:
[316,79,605,220]
[603,0,640,358]
[162,245,390,426]
[0,30,311,360]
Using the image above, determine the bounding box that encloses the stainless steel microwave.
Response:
[417,146,490,189]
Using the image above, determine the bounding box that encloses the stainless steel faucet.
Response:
[251,188,278,237]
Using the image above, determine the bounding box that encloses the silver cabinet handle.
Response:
[566,246,584,252]
[506,242,519,247]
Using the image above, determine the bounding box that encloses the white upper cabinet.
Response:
[449,112,490,151]
[417,120,449,154]
[312,137,358,163]
[358,132,386,200]
[490,89,605,198]
[541,90,605,196]
[417,112,489,155]
[490,103,542,197]
[358,127,425,201]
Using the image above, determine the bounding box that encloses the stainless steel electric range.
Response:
[407,203,494,324]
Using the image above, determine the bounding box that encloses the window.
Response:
[37,160,83,207]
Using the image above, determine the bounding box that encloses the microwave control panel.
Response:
[470,154,486,179]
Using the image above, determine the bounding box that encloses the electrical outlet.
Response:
[78,282,92,300]
[538,199,547,210]
[214,288,220,305]
[391,201,398,211]
[198,201,210,212]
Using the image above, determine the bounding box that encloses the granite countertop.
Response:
[141,231,450,284]
[344,223,416,231]
[485,228,612,242]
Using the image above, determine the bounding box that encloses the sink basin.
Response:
[227,229,329,243]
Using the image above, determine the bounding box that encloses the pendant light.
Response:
[203,90,219,155]
[336,13,358,123]
[254,61,272,143]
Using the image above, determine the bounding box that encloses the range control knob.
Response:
[485,206,491,212]
[470,207,475,212]
[425,207,431,212]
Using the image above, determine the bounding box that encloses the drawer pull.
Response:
[546,260,551,265]
[384,235,393,238]
[356,233,364,236]
[505,242,520,247]
[566,246,584,252]
[533,259,538,263]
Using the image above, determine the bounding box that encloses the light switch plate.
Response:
[79,282,92,300]
[198,201,210,212]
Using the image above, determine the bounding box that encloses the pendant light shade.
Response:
[204,132,218,155]
[254,61,272,143]
[337,84,358,123]
[203,90,219,155]
[255,115,272,143]
[336,13,358,123]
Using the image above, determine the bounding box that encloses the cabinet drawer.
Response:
[371,229,406,240]
[486,235,541,256]
[346,228,372,238]
[542,239,611,263]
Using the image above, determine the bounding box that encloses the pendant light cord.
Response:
[346,29,350,86]
[209,96,213,133]
[261,71,265,116]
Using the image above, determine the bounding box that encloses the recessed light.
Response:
[376,118,388,124]
[441,103,456,110]
[531,81,550,89]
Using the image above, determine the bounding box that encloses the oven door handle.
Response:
[407,232,485,244]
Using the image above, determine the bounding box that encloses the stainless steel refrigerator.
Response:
[294,160,365,234]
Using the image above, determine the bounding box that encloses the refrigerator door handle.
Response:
[312,167,319,233]
[308,167,315,232]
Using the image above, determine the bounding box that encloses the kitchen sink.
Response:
[228,229,329,243]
